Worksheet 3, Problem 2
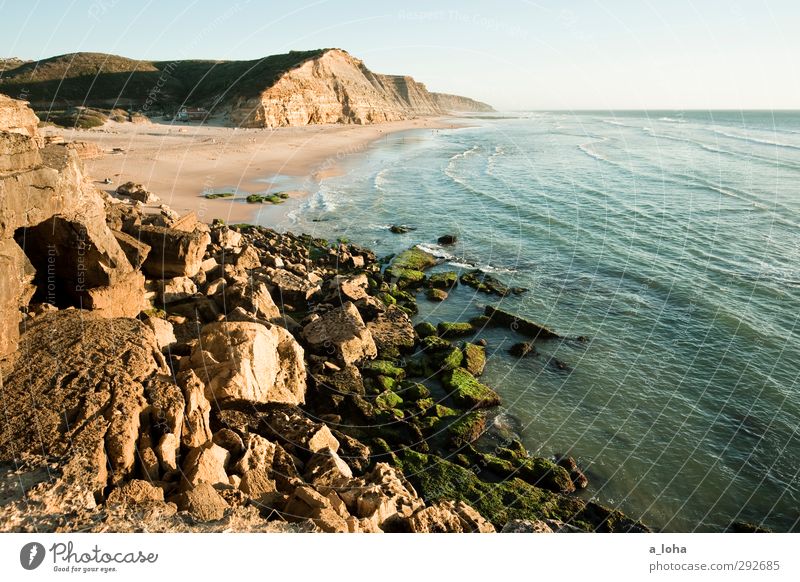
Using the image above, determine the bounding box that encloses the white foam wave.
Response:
[658,116,687,124]
[712,129,800,150]
[374,168,390,191]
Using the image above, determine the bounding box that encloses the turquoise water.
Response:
[268,111,800,532]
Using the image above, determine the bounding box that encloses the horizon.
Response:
[1,0,798,110]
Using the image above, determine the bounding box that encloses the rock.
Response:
[212,226,242,249]
[134,225,210,278]
[0,239,35,354]
[111,229,151,269]
[107,479,165,507]
[232,434,277,474]
[182,321,307,405]
[437,321,474,338]
[0,310,167,505]
[181,442,230,490]
[144,316,177,350]
[413,321,437,338]
[329,273,369,303]
[389,224,413,234]
[460,270,527,297]
[366,304,416,358]
[159,276,197,303]
[462,342,486,376]
[174,482,229,522]
[304,447,353,486]
[156,433,179,473]
[283,485,349,532]
[234,244,261,270]
[264,268,319,306]
[337,463,423,531]
[116,181,159,204]
[426,288,448,301]
[405,502,464,532]
[212,429,245,456]
[509,342,535,357]
[447,411,486,448]
[303,302,377,366]
[556,455,589,490]
[501,519,554,533]
[428,271,458,289]
[385,246,438,288]
[484,305,561,340]
[220,279,280,321]
[178,369,213,448]
[0,93,40,138]
[0,130,41,172]
[437,234,457,245]
[441,368,501,409]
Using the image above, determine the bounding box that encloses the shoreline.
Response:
[46,117,462,225]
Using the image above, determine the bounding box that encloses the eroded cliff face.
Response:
[228,49,492,128]
[431,92,495,113]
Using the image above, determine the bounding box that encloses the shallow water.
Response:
[265,111,800,532]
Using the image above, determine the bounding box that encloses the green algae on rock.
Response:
[441,367,501,409]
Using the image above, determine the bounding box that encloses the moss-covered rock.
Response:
[460,270,527,297]
[432,404,458,418]
[437,321,474,338]
[462,342,486,376]
[428,271,458,289]
[362,359,406,380]
[385,247,438,288]
[421,335,452,352]
[396,450,648,532]
[438,346,464,371]
[413,321,437,339]
[400,382,431,401]
[374,375,397,392]
[375,390,404,410]
[447,411,487,448]
[441,368,501,409]
[426,288,448,302]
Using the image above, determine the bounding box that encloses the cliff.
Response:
[431,92,495,113]
[0,49,493,128]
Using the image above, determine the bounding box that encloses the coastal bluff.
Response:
[0,94,647,533]
[0,49,493,129]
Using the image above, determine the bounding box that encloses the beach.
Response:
[44,117,458,223]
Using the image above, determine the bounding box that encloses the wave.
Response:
[658,116,687,124]
[448,144,481,162]
[373,168,390,192]
[711,129,800,151]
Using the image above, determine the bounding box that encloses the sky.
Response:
[0,0,798,110]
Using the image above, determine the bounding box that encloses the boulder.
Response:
[303,302,377,366]
[182,321,307,405]
[219,279,280,320]
[337,463,423,531]
[264,268,319,306]
[484,305,561,340]
[328,273,369,303]
[437,234,458,245]
[462,342,486,376]
[0,310,167,504]
[181,442,230,490]
[135,225,210,278]
[283,485,349,533]
[144,316,177,350]
[174,482,229,522]
[116,181,159,204]
[0,94,40,138]
[159,276,197,304]
[178,369,213,448]
[366,304,416,358]
[501,519,555,533]
[111,229,151,270]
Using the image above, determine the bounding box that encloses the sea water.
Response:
[267,111,800,532]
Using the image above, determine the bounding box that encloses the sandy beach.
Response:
[45,117,458,224]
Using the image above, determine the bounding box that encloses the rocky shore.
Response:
[0,94,648,533]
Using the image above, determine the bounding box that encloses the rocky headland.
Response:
[0,49,493,129]
[0,94,647,533]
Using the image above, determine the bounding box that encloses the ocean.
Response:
[266,110,800,532]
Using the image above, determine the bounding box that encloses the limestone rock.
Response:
[181,442,230,490]
[0,310,167,502]
[135,225,210,278]
[159,276,197,303]
[500,519,555,533]
[303,302,377,366]
[116,181,159,204]
[366,304,416,358]
[182,321,307,405]
[178,369,213,448]
[144,316,177,350]
[0,94,40,138]
[174,482,229,522]
[220,279,280,320]
[283,485,349,532]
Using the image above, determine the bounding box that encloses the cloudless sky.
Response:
[1,0,798,109]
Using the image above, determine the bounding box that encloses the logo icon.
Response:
[20,542,46,570]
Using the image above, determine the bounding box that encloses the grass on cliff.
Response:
[0,49,330,111]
